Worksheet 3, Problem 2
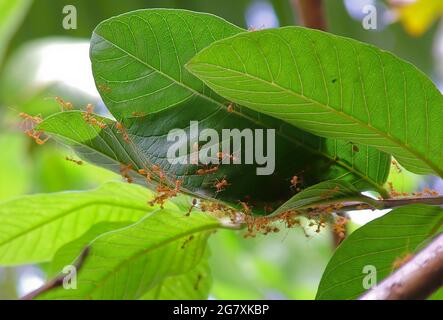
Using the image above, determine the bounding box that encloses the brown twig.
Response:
[21,247,90,300]
[336,196,443,213]
[291,0,327,31]
[359,233,443,300]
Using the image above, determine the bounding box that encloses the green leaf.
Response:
[39,9,389,213]
[316,205,443,300]
[187,27,443,177]
[141,251,211,300]
[0,0,31,64]
[271,180,377,216]
[0,181,169,265]
[36,209,221,300]
[38,110,390,212]
[48,221,134,278]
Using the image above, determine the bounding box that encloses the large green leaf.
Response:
[38,9,390,213]
[39,110,390,211]
[316,205,443,300]
[0,182,169,265]
[141,251,212,300]
[36,208,221,300]
[187,27,443,177]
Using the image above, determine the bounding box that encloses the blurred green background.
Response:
[0,0,442,299]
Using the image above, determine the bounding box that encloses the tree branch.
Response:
[337,196,443,213]
[291,0,327,31]
[359,233,443,300]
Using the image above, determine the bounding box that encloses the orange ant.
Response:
[152,164,166,181]
[392,253,413,271]
[227,103,234,113]
[214,177,230,193]
[120,164,134,183]
[115,122,130,143]
[82,104,107,129]
[24,129,49,145]
[216,151,238,162]
[55,97,74,111]
[320,186,340,199]
[149,179,183,208]
[19,112,43,124]
[387,181,403,197]
[98,84,112,93]
[239,201,252,215]
[186,198,198,216]
[66,156,83,165]
[332,216,348,240]
[131,111,147,117]
[290,175,302,191]
[391,160,402,173]
[138,168,152,182]
[423,187,439,196]
[196,165,219,176]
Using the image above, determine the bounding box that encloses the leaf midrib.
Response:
[92,33,387,191]
[188,61,443,177]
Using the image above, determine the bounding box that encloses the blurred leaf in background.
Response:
[0,0,31,65]
[209,227,333,300]
[392,0,443,37]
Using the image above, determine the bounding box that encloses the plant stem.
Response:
[338,196,443,213]
[291,0,327,30]
[359,232,443,300]
[21,247,89,300]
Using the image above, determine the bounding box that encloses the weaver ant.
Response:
[213,177,230,193]
[289,175,302,191]
[19,112,43,124]
[55,97,74,111]
[138,168,152,182]
[119,164,134,183]
[24,130,49,145]
[186,198,198,216]
[149,179,183,208]
[98,84,112,93]
[196,165,219,176]
[332,216,348,240]
[115,122,130,142]
[82,104,107,129]
[66,156,83,165]
[391,253,413,271]
[238,201,252,215]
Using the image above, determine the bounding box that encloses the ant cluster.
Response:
[149,179,183,208]
[387,181,439,198]
[331,216,348,241]
[82,104,107,129]
[19,113,49,145]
